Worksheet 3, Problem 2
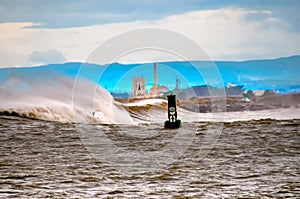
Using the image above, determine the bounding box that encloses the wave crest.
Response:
[0,74,133,124]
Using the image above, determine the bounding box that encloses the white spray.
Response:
[0,73,133,124]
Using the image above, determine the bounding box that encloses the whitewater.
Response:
[0,71,299,198]
[0,74,134,124]
[0,73,299,124]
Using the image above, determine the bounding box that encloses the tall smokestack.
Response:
[176,77,179,90]
[154,63,157,96]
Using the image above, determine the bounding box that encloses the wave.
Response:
[0,74,133,124]
[0,72,299,124]
[122,99,168,123]
[122,99,300,123]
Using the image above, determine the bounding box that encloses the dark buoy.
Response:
[164,94,181,129]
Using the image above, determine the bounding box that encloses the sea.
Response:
[0,113,299,198]
[0,74,300,198]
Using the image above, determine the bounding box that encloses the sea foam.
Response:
[0,73,133,124]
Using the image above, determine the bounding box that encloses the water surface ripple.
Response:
[0,118,299,198]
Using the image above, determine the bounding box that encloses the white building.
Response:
[132,76,145,98]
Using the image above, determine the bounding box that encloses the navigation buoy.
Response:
[164,94,181,129]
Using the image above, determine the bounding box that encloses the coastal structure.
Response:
[148,62,170,97]
[176,77,180,90]
[131,63,169,98]
[132,76,145,98]
[153,62,157,96]
[149,85,168,96]
[128,65,261,100]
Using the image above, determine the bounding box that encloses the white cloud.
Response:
[0,8,299,67]
[29,49,65,65]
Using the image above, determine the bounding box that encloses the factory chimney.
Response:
[176,77,179,90]
[153,63,157,96]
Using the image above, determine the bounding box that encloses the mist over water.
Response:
[0,73,133,124]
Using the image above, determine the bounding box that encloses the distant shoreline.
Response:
[178,93,300,113]
[116,93,300,113]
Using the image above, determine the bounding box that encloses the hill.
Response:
[0,55,299,94]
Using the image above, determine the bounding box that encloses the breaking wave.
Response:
[122,99,300,123]
[0,73,133,124]
[0,72,299,124]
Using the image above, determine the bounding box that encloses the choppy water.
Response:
[0,117,299,198]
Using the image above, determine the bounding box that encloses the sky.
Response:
[0,0,299,67]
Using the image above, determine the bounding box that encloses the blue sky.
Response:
[1,0,299,29]
[0,0,299,67]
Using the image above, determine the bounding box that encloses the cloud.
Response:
[151,8,299,60]
[0,8,299,67]
[0,0,299,30]
[0,0,207,28]
[29,49,65,65]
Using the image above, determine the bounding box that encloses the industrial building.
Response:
[131,76,145,98]
[131,63,169,98]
